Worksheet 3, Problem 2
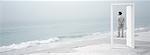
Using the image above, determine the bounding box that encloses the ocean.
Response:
[0,1,150,47]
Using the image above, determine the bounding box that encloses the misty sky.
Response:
[0,1,150,28]
[1,2,110,28]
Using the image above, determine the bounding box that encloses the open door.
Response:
[126,5,135,48]
[111,3,135,48]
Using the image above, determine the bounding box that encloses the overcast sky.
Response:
[0,1,150,28]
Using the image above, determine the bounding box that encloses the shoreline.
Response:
[0,27,150,55]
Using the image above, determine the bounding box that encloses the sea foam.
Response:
[0,27,149,53]
[0,37,59,52]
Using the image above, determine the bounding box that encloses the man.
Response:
[117,11,125,38]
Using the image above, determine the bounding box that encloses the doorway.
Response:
[110,3,135,48]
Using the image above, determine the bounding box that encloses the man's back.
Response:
[118,15,125,25]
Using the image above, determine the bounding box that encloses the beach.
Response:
[0,1,150,55]
[0,27,150,55]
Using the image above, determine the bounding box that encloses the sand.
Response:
[0,30,150,55]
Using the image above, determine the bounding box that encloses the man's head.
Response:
[118,12,122,15]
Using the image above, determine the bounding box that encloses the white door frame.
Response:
[110,3,135,48]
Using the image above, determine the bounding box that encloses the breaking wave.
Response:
[0,27,149,53]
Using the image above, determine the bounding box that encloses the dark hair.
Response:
[118,12,122,15]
